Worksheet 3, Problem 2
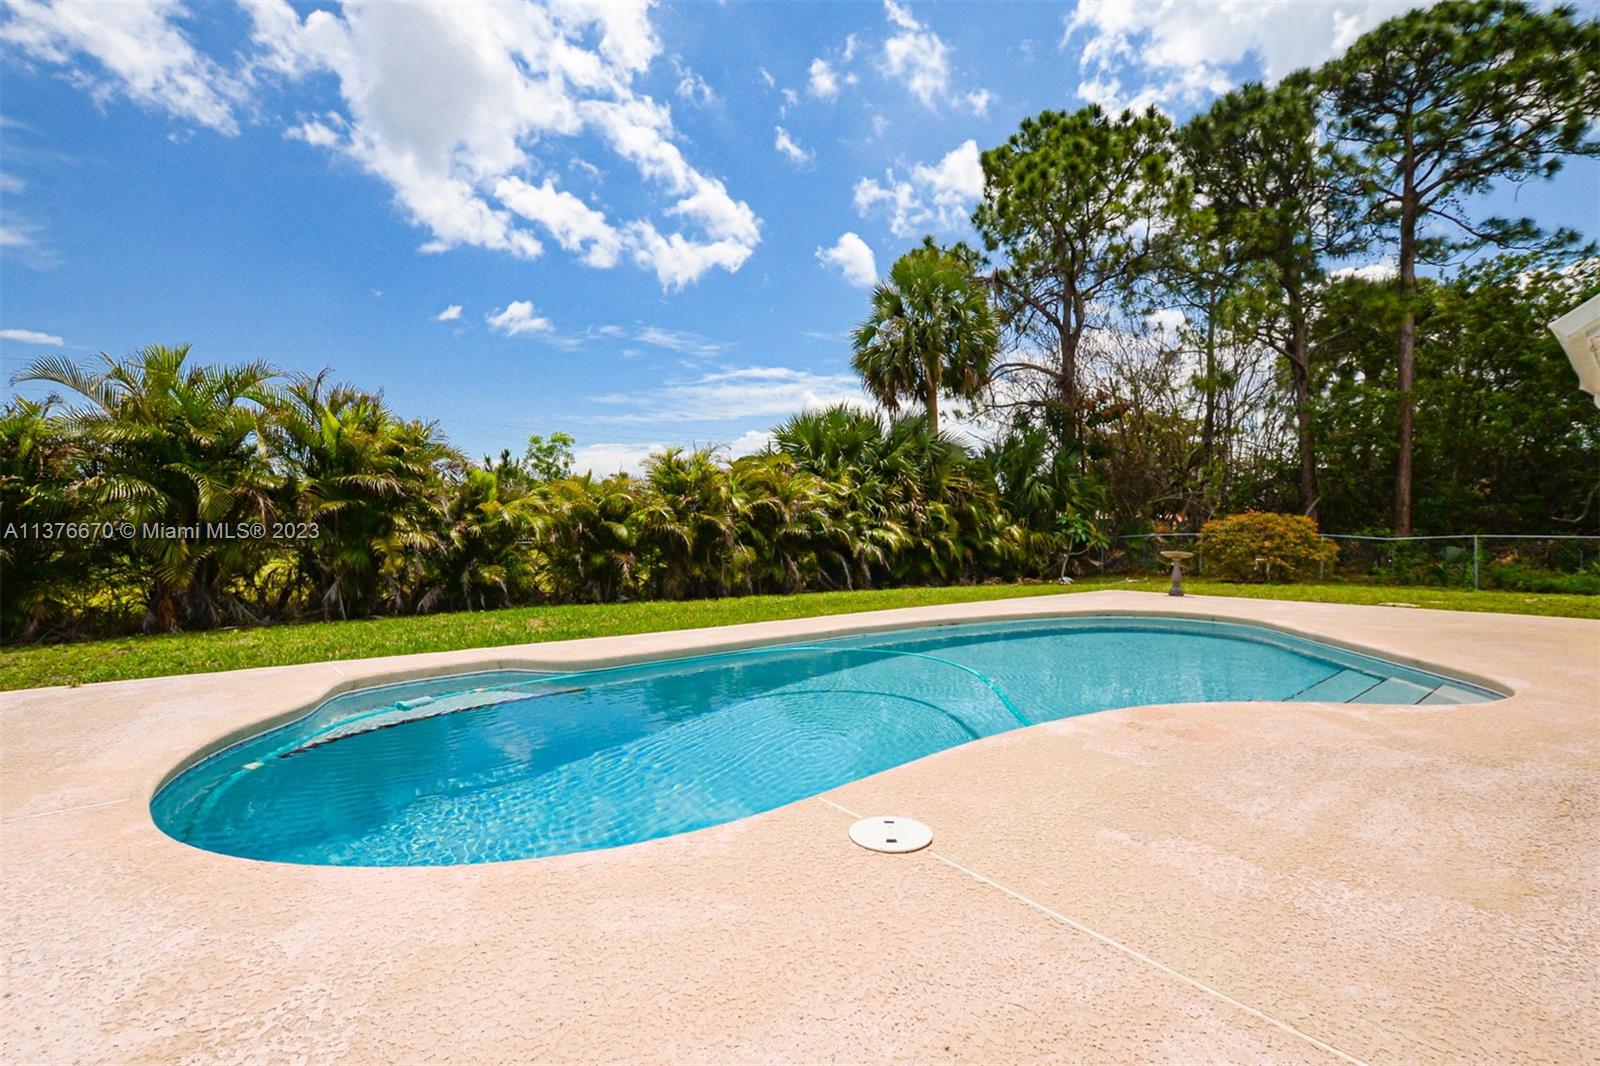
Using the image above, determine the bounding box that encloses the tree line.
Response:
[854,0,1598,539]
[3,0,1598,641]
[1,351,1095,640]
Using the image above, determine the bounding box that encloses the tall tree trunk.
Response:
[1200,299,1218,525]
[1058,323,1075,430]
[1288,297,1317,516]
[924,360,940,437]
[1395,193,1418,536]
[1201,315,1217,462]
[1060,291,1084,442]
[1293,362,1316,514]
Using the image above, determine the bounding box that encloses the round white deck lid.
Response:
[848,816,932,854]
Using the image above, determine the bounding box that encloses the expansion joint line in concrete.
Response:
[1,796,131,823]
[815,796,1368,1066]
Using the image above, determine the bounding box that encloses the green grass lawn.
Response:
[2,578,1594,691]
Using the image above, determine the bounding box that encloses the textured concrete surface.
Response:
[2,591,1596,1064]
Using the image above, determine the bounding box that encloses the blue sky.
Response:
[2,0,1596,473]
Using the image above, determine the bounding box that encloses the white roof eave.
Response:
[1549,292,1600,409]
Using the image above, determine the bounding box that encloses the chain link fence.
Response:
[1091,532,1600,592]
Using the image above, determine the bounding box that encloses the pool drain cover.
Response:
[849,816,932,854]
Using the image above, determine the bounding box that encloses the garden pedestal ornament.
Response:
[1158,550,1196,592]
[1160,550,1194,597]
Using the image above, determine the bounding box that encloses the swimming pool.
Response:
[151,616,1500,866]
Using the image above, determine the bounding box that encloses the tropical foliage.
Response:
[1,346,1098,640]
[852,238,997,436]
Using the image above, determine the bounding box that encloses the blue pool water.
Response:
[151,617,1498,866]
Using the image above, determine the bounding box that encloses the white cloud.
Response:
[633,326,729,357]
[286,117,341,147]
[873,2,991,113]
[1330,260,1399,282]
[0,216,56,267]
[728,429,775,456]
[1064,0,1430,111]
[573,441,664,477]
[435,304,463,322]
[1146,307,1186,341]
[807,57,840,100]
[773,126,813,165]
[757,66,776,88]
[816,232,877,288]
[918,138,985,201]
[486,299,553,337]
[0,172,26,194]
[0,327,64,346]
[571,418,806,479]
[236,1,759,286]
[878,0,990,114]
[590,366,865,423]
[672,57,716,106]
[0,0,244,133]
[495,176,622,267]
[579,94,761,285]
[580,322,729,356]
[247,3,567,258]
[623,223,756,290]
[881,0,949,108]
[853,139,983,238]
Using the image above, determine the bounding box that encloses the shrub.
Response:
[1485,562,1600,596]
[1199,512,1338,583]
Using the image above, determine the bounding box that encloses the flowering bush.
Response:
[1198,512,1338,583]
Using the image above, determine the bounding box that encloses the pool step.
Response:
[286,686,585,755]
[1290,669,1491,706]
[1420,683,1496,705]
[1348,677,1435,704]
[1291,669,1383,702]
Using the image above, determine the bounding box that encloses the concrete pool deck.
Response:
[2,590,1597,1064]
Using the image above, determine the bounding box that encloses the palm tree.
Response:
[420,466,538,613]
[519,473,640,603]
[729,452,848,593]
[0,397,94,640]
[880,414,989,583]
[774,405,905,587]
[267,372,458,618]
[15,344,281,631]
[852,241,998,436]
[772,404,888,483]
[982,419,1108,573]
[636,447,740,598]
[771,404,1027,588]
